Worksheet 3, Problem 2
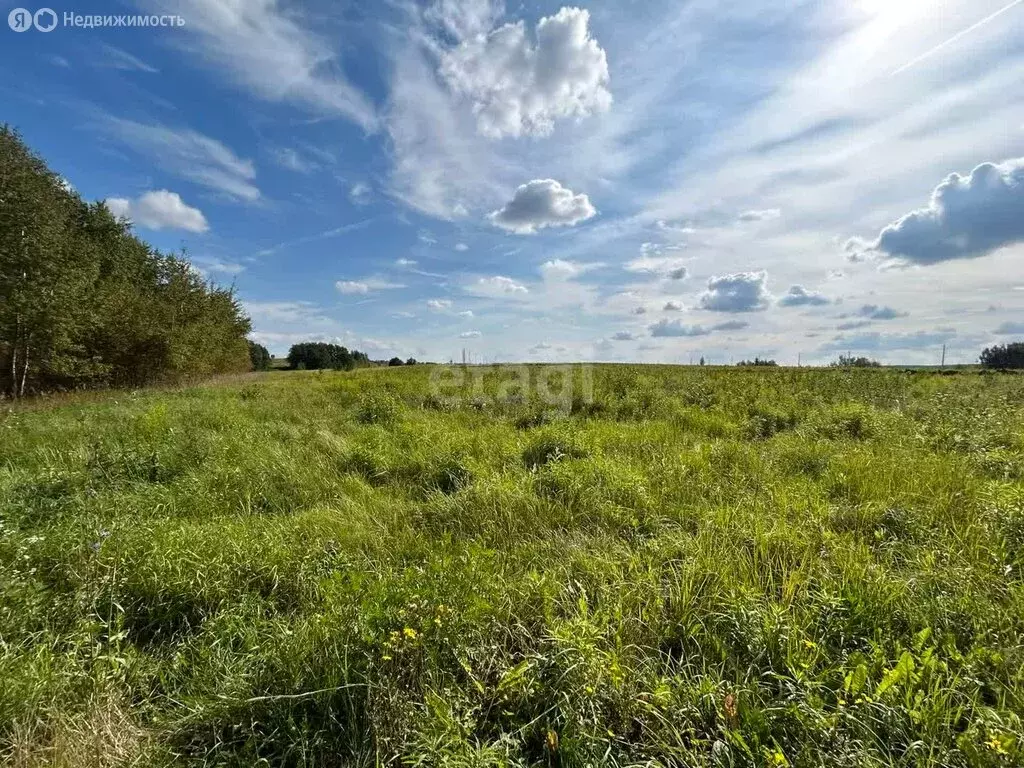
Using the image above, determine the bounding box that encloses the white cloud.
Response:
[460,330,482,338]
[104,117,259,202]
[858,157,1024,264]
[190,258,245,276]
[336,278,405,295]
[700,272,772,313]
[97,43,158,73]
[455,242,469,251]
[396,258,418,267]
[105,190,209,233]
[272,147,318,174]
[649,320,710,338]
[349,182,372,205]
[472,275,529,295]
[137,0,377,131]
[539,258,600,280]
[489,179,596,234]
[438,6,611,139]
[849,304,908,320]
[426,0,502,40]
[649,319,750,338]
[459,310,474,318]
[663,300,684,311]
[778,285,831,307]
[625,243,688,277]
[427,298,453,311]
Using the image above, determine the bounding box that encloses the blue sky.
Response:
[2,0,1023,364]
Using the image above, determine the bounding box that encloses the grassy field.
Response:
[1,365,1023,767]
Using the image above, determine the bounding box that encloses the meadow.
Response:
[1,365,1022,767]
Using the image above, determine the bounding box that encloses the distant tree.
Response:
[699,357,706,366]
[738,358,778,367]
[248,341,272,371]
[406,358,418,366]
[980,342,1024,370]
[830,355,881,368]
[285,342,373,371]
[388,357,404,367]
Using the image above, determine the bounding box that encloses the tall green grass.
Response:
[1,366,1022,766]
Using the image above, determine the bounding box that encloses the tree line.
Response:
[0,126,251,398]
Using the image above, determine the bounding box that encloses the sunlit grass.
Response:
[1,365,1022,766]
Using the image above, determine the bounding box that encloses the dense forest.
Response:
[0,126,252,398]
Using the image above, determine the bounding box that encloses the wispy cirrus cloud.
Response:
[135,0,378,131]
[103,117,260,202]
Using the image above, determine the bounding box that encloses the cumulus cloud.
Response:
[455,242,469,251]
[489,179,596,234]
[700,271,772,313]
[714,320,749,332]
[649,320,710,338]
[857,157,1024,264]
[778,285,830,307]
[631,306,647,316]
[611,331,638,341]
[649,319,750,338]
[539,258,600,280]
[438,6,611,139]
[663,301,684,312]
[995,321,1024,335]
[105,190,209,232]
[427,299,453,311]
[472,275,529,295]
[460,330,482,338]
[852,304,908,321]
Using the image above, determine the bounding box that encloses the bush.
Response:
[980,342,1024,370]
[830,355,882,368]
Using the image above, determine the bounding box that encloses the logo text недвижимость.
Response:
[8,8,184,32]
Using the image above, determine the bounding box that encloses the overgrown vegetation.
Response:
[2,365,1023,766]
[981,342,1024,370]
[830,355,883,368]
[0,126,252,398]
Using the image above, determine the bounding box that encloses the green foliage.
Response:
[286,342,369,371]
[831,354,883,368]
[2,365,1024,766]
[0,126,252,398]
[248,341,272,371]
[980,342,1024,370]
[737,357,778,367]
